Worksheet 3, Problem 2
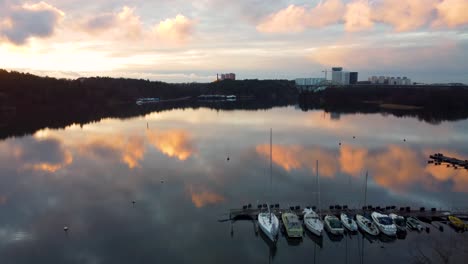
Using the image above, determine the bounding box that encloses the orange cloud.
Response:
[374,0,438,32]
[146,129,195,161]
[154,14,196,44]
[433,0,468,27]
[29,150,73,172]
[189,186,225,208]
[80,134,145,169]
[256,0,345,33]
[256,144,338,178]
[344,0,373,32]
[339,145,367,177]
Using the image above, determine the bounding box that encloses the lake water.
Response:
[0,106,467,263]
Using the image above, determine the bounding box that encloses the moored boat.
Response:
[324,215,344,235]
[340,213,358,232]
[448,215,466,230]
[356,214,380,236]
[258,210,279,242]
[389,213,407,233]
[406,216,423,231]
[371,212,397,236]
[282,212,303,238]
[303,208,323,236]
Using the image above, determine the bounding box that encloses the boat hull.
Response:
[340,213,358,232]
[356,215,380,236]
[258,213,279,242]
[282,213,303,238]
[324,215,344,235]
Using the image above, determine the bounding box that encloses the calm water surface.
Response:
[0,106,467,263]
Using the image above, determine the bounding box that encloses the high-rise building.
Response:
[219,73,236,81]
[332,67,343,84]
[350,72,358,84]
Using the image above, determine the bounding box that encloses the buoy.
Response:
[339,142,342,146]
[404,139,406,142]
[64,226,69,231]
[353,136,356,139]
[132,201,136,204]
[227,157,230,161]
[161,180,164,183]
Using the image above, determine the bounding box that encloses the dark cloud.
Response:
[82,13,116,32]
[0,2,64,45]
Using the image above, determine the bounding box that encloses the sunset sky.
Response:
[1,0,467,83]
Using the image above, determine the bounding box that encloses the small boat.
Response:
[303,208,323,236]
[406,217,423,231]
[371,212,397,236]
[356,214,379,236]
[324,215,344,235]
[389,213,407,233]
[340,213,358,232]
[282,212,303,238]
[448,215,466,230]
[258,210,279,242]
[136,97,159,105]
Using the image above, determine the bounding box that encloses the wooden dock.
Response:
[429,153,468,169]
[229,205,468,222]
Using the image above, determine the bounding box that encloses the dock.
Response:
[429,153,468,169]
[228,205,468,222]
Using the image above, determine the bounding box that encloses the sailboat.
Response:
[356,170,379,236]
[258,129,279,242]
[303,160,324,236]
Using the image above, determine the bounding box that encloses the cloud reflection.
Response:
[256,143,468,193]
[188,186,225,208]
[146,129,195,161]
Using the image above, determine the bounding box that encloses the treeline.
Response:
[0,69,297,139]
[298,85,468,123]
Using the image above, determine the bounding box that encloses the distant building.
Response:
[350,72,358,84]
[369,75,412,85]
[331,67,357,85]
[217,73,236,81]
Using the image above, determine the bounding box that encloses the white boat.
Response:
[389,213,407,233]
[303,208,323,236]
[406,217,423,231]
[257,129,279,242]
[324,215,344,235]
[258,210,279,242]
[356,214,380,236]
[136,97,159,105]
[340,213,358,232]
[371,212,397,236]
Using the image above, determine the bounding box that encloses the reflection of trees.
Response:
[298,86,468,124]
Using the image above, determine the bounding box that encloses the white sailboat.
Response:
[356,214,380,236]
[340,213,358,232]
[303,160,324,236]
[258,129,279,242]
[371,212,397,236]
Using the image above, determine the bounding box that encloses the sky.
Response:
[0,0,468,83]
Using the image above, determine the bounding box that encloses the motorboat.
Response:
[389,213,407,233]
[371,212,397,236]
[282,212,303,238]
[406,217,423,231]
[258,210,279,242]
[303,208,323,236]
[448,215,466,230]
[340,213,358,232]
[356,214,379,236]
[324,215,344,235]
[136,97,159,105]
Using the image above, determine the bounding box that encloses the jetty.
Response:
[227,204,468,222]
[429,153,468,169]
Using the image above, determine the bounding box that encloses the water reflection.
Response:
[0,107,467,263]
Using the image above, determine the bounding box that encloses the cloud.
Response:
[373,0,439,32]
[433,0,468,27]
[344,0,373,32]
[188,186,225,208]
[0,1,64,45]
[256,0,345,33]
[257,0,468,33]
[154,14,197,44]
[79,6,142,38]
[146,129,195,161]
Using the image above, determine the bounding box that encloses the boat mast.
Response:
[317,160,321,217]
[364,170,368,209]
[269,128,273,222]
